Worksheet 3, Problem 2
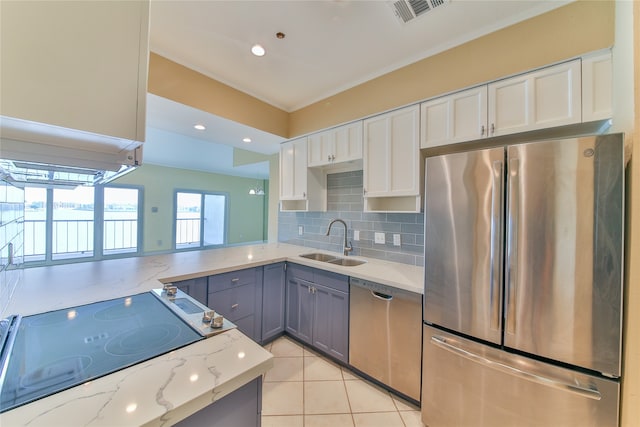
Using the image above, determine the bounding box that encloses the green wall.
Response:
[114,163,267,253]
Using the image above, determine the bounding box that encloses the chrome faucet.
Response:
[326,219,353,256]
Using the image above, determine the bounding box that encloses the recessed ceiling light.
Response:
[194,124,206,130]
[251,44,265,57]
[243,137,252,143]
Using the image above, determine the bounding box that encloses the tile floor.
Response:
[261,336,424,427]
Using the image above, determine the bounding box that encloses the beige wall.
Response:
[148,53,289,138]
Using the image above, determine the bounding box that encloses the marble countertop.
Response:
[0,243,423,425]
[5,243,424,317]
[0,329,272,426]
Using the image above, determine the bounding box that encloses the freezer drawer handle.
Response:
[430,336,602,401]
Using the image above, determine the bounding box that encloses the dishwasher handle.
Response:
[371,290,393,301]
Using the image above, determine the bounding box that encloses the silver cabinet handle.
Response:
[491,123,495,135]
[231,303,239,309]
[231,278,239,283]
[430,336,602,401]
[481,125,485,136]
[489,160,504,331]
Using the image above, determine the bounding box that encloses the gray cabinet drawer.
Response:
[209,284,256,322]
[208,268,257,293]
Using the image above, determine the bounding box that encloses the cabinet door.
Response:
[285,276,313,345]
[279,138,307,200]
[488,60,581,137]
[297,280,315,345]
[1,1,148,142]
[421,86,488,148]
[582,51,612,122]
[312,284,349,363]
[262,263,286,342]
[308,131,333,167]
[363,105,420,197]
[333,121,363,163]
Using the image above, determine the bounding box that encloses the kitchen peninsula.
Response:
[0,243,422,426]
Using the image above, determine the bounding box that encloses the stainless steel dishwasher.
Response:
[349,277,422,402]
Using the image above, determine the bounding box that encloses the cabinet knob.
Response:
[491,123,495,135]
[331,154,335,161]
[481,125,485,136]
[363,188,367,196]
[303,192,306,198]
[328,155,332,161]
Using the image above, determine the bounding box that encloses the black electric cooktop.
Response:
[0,292,202,413]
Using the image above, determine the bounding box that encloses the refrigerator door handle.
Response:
[430,336,602,401]
[505,158,519,335]
[490,160,503,331]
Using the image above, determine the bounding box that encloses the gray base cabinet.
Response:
[175,377,262,427]
[262,262,286,342]
[208,267,263,342]
[285,263,349,363]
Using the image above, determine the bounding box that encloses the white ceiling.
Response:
[145,0,571,177]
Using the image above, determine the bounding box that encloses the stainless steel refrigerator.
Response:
[422,134,624,427]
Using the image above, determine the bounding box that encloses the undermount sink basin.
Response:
[299,253,338,262]
[327,258,367,267]
[299,253,366,267]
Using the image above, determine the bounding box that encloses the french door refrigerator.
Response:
[422,134,624,427]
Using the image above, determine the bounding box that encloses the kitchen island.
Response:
[0,243,423,426]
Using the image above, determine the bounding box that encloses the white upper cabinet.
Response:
[280,138,308,201]
[488,60,582,137]
[363,105,421,212]
[421,86,488,148]
[0,1,149,146]
[308,121,362,167]
[280,138,326,211]
[582,51,613,122]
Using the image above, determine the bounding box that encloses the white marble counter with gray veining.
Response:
[0,243,423,426]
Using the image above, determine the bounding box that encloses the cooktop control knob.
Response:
[211,314,224,329]
[165,286,178,297]
[202,310,215,323]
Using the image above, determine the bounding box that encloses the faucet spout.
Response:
[326,219,353,256]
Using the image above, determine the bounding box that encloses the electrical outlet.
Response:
[374,232,385,244]
[353,230,360,241]
[298,226,304,236]
[393,234,401,246]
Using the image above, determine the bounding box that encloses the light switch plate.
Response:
[354,230,360,241]
[298,226,304,236]
[374,232,385,244]
[393,234,401,246]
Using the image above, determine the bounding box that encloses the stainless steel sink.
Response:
[327,258,367,266]
[299,253,366,267]
[299,253,338,262]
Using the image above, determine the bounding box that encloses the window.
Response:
[175,191,227,249]
[52,186,95,260]
[23,185,142,264]
[103,187,140,255]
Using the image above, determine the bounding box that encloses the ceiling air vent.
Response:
[390,0,450,24]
